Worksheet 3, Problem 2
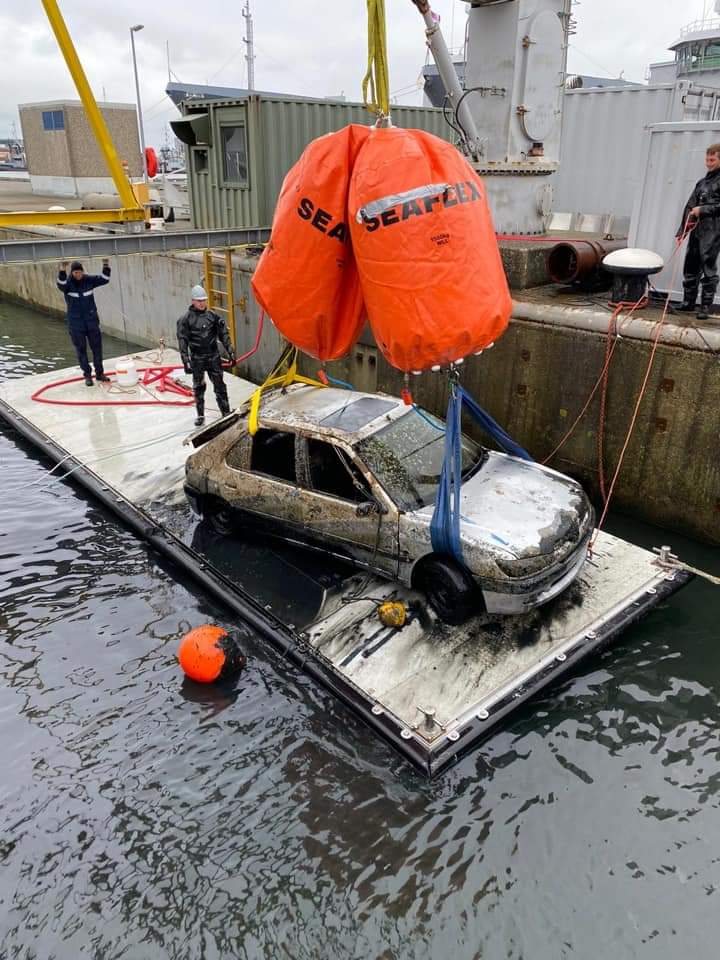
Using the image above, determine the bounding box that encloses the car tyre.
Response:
[195,496,236,536]
[415,555,480,625]
[208,504,236,536]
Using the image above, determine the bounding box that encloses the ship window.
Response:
[221,124,248,185]
[42,110,64,131]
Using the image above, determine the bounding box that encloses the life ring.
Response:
[145,146,158,178]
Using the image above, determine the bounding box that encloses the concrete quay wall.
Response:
[0,245,717,545]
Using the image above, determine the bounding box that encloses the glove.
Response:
[183,361,192,375]
[228,355,237,367]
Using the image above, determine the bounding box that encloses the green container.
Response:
[178,93,455,230]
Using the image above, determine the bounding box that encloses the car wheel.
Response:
[208,504,236,536]
[194,496,236,536]
[415,556,480,625]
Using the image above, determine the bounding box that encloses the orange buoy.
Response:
[178,625,246,683]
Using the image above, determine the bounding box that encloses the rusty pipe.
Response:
[547,239,627,285]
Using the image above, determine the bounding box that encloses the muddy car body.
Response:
[184,385,594,623]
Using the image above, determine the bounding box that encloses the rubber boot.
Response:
[85,377,94,387]
[218,402,231,418]
[194,402,205,428]
[697,299,714,320]
[676,287,698,312]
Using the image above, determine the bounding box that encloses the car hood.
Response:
[414,452,593,560]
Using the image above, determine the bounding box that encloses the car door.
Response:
[297,436,399,576]
[218,426,305,534]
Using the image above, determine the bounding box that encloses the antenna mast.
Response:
[242,1,256,91]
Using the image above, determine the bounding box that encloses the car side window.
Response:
[250,429,296,483]
[307,439,372,503]
[225,434,251,470]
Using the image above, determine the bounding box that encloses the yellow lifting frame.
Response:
[247,346,326,436]
[0,0,145,228]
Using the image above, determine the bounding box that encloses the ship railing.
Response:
[680,18,720,39]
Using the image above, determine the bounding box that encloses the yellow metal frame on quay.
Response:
[0,0,145,227]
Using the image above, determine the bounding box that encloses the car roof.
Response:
[256,384,409,439]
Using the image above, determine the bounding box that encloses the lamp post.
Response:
[130,23,148,182]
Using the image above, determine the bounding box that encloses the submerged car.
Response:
[184,385,594,624]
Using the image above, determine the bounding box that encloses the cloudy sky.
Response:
[0,0,712,146]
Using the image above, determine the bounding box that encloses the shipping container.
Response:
[554,81,720,224]
[629,120,720,302]
[172,94,455,230]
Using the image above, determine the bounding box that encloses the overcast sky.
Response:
[0,0,712,146]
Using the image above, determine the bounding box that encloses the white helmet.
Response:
[191,284,208,300]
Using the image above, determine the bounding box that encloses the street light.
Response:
[130,23,148,182]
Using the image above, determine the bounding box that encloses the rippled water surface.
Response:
[1,299,719,959]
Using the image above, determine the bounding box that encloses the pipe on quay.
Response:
[511,299,720,354]
[547,239,627,285]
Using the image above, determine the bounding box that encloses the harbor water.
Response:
[1,298,719,959]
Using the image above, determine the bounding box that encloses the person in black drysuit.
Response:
[676,143,720,320]
[177,285,236,427]
[56,259,111,386]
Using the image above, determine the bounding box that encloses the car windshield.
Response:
[356,409,484,510]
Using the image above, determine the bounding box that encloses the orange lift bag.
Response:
[349,127,512,372]
[252,125,370,362]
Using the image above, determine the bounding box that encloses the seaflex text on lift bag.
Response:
[350,127,512,372]
[252,125,370,362]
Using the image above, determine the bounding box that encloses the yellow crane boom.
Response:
[0,0,145,227]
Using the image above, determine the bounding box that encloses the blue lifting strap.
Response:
[430,385,533,563]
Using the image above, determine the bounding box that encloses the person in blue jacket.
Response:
[56,259,112,386]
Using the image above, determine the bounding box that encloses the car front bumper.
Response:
[480,537,590,615]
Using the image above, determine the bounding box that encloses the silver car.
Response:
[184,385,594,624]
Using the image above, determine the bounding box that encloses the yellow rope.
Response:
[362,0,391,117]
[247,346,326,436]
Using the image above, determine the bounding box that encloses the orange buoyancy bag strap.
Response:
[349,127,512,372]
[251,125,371,363]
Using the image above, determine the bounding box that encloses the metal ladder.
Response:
[203,249,246,360]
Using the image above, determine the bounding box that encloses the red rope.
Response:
[541,301,629,466]
[545,217,696,475]
[589,216,696,548]
[30,311,266,408]
[30,368,195,406]
[236,310,264,363]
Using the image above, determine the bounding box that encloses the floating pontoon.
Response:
[0,350,690,774]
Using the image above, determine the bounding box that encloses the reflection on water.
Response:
[1,298,720,958]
